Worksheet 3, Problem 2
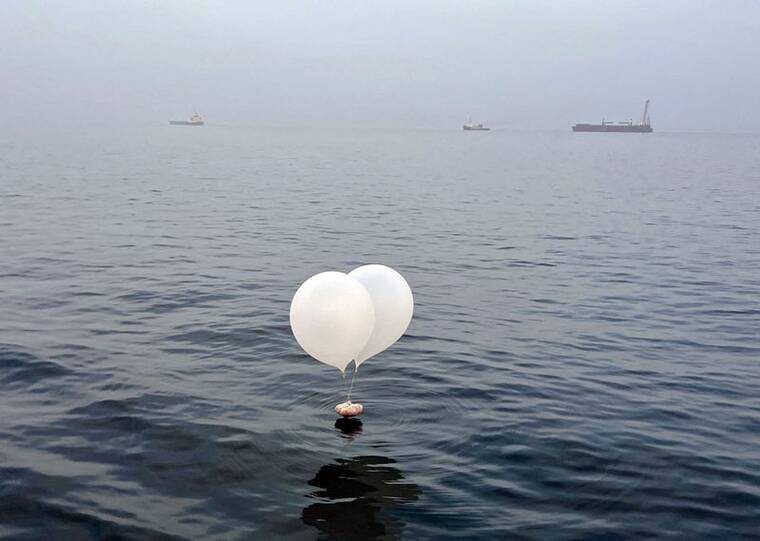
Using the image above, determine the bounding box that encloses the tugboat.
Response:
[572,100,653,133]
[463,118,490,131]
[169,112,205,126]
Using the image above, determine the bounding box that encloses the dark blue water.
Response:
[1,127,759,540]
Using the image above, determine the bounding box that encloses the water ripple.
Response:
[1,129,759,539]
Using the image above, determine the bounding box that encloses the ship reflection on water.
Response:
[302,422,421,541]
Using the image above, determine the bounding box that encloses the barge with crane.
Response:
[572,100,653,133]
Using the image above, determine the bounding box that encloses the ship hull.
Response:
[463,126,490,131]
[169,121,204,126]
[572,124,652,133]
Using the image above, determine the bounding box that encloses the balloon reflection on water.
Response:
[301,455,421,541]
[335,417,363,440]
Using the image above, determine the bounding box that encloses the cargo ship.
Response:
[572,100,652,133]
[169,112,205,126]
[463,119,490,131]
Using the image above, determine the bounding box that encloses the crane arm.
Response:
[641,99,650,125]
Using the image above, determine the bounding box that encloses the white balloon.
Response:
[349,265,413,367]
[290,271,375,373]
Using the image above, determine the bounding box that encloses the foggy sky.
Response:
[2,1,759,131]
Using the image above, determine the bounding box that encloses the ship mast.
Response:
[641,99,650,126]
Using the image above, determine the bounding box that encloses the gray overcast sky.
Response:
[2,1,759,130]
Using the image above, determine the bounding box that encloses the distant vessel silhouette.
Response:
[169,112,205,126]
[463,118,490,131]
[572,100,653,133]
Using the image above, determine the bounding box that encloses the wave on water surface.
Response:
[1,129,760,539]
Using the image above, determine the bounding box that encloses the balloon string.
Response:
[346,364,358,402]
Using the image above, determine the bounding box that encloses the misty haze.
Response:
[2,1,760,131]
